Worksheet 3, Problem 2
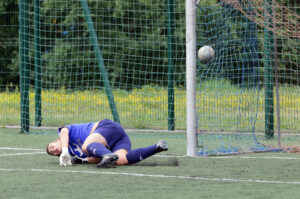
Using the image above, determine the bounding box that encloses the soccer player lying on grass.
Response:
[46,119,168,168]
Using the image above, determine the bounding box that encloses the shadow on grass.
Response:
[131,158,179,167]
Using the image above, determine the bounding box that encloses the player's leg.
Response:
[82,119,125,157]
[81,133,111,156]
[114,149,129,165]
[82,119,129,168]
[109,133,131,165]
[78,139,169,166]
[112,139,168,165]
[125,140,168,164]
[93,119,131,167]
[81,132,118,168]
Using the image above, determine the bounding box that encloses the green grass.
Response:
[1,128,300,199]
[0,83,299,132]
[0,81,299,132]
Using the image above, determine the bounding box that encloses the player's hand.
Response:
[59,147,72,167]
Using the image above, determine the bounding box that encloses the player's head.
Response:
[46,139,62,156]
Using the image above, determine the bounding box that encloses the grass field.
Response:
[1,128,300,199]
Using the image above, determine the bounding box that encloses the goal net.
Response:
[195,0,299,155]
[1,0,299,156]
[16,0,186,132]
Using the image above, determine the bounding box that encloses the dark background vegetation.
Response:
[0,0,299,91]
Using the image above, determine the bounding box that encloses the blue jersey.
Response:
[58,122,95,158]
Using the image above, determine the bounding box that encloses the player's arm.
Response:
[59,127,69,148]
[59,127,72,166]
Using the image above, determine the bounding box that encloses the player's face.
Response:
[48,140,62,156]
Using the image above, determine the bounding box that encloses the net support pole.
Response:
[19,0,30,133]
[167,0,175,131]
[186,0,197,156]
[80,0,120,124]
[34,0,42,127]
[272,0,280,146]
[264,0,274,139]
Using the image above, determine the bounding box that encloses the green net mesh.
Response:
[4,0,186,130]
[196,0,299,155]
[0,0,299,155]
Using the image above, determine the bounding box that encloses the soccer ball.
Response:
[198,45,215,64]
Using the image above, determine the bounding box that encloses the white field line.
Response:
[0,168,300,185]
[0,147,44,151]
[0,152,45,157]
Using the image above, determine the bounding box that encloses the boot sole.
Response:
[97,155,119,168]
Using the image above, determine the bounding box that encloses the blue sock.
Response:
[87,142,112,158]
[126,144,156,164]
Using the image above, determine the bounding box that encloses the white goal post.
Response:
[186,0,197,157]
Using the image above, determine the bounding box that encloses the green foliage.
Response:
[0,0,19,90]
[38,0,184,90]
[277,38,300,85]
[0,0,299,89]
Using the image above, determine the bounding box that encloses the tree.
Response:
[0,0,19,90]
